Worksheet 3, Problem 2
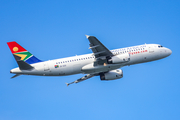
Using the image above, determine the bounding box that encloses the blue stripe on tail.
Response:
[25,56,42,64]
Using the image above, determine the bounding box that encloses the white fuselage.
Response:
[10,44,172,76]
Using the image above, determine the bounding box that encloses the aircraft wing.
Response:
[66,74,94,86]
[86,35,114,58]
[65,35,115,86]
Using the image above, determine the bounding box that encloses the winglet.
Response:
[65,83,69,87]
[85,35,90,39]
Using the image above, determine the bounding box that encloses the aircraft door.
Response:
[44,62,50,71]
[149,46,154,53]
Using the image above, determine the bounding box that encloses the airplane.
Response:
[7,35,172,86]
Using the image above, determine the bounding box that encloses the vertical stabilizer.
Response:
[7,41,42,64]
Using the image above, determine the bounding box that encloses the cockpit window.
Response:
[158,45,163,48]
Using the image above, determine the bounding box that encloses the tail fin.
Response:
[7,41,42,64]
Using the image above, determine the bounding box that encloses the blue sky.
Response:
[0,0,180,120]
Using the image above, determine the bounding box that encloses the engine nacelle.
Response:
[100,69,123,80]
[108,53,130,64]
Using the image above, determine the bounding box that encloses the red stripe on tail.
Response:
[7,41,27,54]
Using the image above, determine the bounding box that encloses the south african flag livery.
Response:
[7,41,42,64]
[54,65,59,68]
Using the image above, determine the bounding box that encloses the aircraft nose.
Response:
[167,48,172,56]
[165,48,172,56]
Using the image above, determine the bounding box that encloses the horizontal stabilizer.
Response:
[11,74,21,79]
[17,60,34,70]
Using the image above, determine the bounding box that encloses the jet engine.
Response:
[100,69,123,80]
[108,53,130,64]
